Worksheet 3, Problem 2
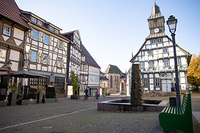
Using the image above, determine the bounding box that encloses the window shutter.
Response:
[40,53,43,64]
[28,50,32,60]
[36,52,40,63]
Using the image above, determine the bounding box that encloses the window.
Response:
[44,35,49,44]
[148,50,153,55]
[31,51,36,62]
[164,59,169,67]
[3,25,11,36]
[163,48,168,53]
[58,41,64,49]
[31,17,36,23]
[43,55,48,64]
[151,39,156,44]
[49,27,53,31]
[0,49,6,62]
[33,30,38,40]
[154,20,158,23]
[144,78,148,88]
[55,30,59,34]
[155,78,160,87]
[167,73,172,77]
[37,21,42,25]
[149,61,154,68]
[177,58,181,65]
[140,62,144,69]
[157,38,162,43]
[57,59,62,67]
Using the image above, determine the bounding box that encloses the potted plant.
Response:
[8,85,18,106]
[70,71,79,99]
[55,87,60,102]
[37,86,45,104]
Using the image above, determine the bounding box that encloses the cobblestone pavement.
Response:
[0,95,200,133]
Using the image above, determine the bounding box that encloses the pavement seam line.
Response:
[0,106,96,131]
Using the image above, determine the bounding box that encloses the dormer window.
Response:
[31,17,36,23]
[55,30,59,34]
[49,27,53,31]
[37,21,42,25]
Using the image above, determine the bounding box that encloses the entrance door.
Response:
[162,80,172,92]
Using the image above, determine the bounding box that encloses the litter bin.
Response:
[169,97,176,107]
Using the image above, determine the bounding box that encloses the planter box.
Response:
[8,93,17,106]
[42,98,55,103]
[37,93,43,104]
[71,95,79,99]
[55,93,58,102]
[18,99,37,105]
[0,101,7,107]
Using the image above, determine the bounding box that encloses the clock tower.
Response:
[147,1,166,38]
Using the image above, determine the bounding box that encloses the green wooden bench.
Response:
[159,93,193,133]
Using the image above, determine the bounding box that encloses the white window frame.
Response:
[44,35,49,44]
[31,51,37,62]
[164,59,169,67]
[33,30,38,40]
[3,24,11,36]
[37,21,42,25]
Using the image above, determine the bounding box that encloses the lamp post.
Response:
[167,15,181,107]
[6,61,12,97]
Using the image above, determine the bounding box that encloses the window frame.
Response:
[44,35,49,44]
[37,21,42,25]
[164,59,169,67]
[43,55,48,64]
[149,61,154,68]
[177,57,181,66]
[57,58,62,67]
[31,51,37,62]
[31,17,36,23]
[155,78,160,87]
[0,48,7,62]
[3,24,11,36]
[140,62,144,69]
[33,30,38,40]
[163,48,168,53]
[49,27,54,31]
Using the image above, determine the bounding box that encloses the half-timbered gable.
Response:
[130,2,192,92]
[62,30,81,79]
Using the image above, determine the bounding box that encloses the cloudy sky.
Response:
[15,0,200,73]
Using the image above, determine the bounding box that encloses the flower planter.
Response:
[55,93,58,102]
[42,98,55,103]
[71,95,79,99]
[8,93,17,106]
[18,99,37,105]
[0,100,7,107]
[37,93,43,104]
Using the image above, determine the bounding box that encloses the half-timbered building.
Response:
[20,11,71,97]
[0,0,30,89]
[130,2,192,92]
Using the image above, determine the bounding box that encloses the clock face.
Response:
[154,28,159,33]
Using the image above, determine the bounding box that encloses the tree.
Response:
[187,53,200,88]
[70,71,79,95]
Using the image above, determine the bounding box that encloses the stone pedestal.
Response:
[131,64,143,105]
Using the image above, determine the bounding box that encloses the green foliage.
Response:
[37,86,45,95]
[187,53,200,87]
[70,71,79,95]
[54,84,60,93]
[10,85,18,93]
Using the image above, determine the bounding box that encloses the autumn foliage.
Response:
[187,53,200,87]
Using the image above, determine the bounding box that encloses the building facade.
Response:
[0,0,30,90]
[130,2,192,92]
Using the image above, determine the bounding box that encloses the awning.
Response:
[12,70,48,78]
[0,67,8,71]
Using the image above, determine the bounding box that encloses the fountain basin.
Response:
[97,99,168,112]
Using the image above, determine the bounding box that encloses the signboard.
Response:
[50,72,55,82]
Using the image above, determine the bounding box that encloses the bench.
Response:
[159,93,193,133]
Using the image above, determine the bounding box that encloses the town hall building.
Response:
[129,2,192,92]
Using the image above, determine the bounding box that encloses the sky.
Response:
[15,0,200,73]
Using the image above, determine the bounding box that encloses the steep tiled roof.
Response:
[104,64,122,74]
[80,43,101,69]
[0,0,29,28]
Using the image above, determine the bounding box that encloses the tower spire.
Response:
[154,0,156,4]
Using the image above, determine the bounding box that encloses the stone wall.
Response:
[130,64,143,105]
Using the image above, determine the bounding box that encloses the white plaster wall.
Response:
[14,39,22,46]
[13,28,24,40]
[10,50,19,61]
[11,62,18,71]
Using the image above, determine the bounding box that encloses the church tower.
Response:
[147,1,166,39]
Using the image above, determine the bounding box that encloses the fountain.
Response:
[98,64,168,112]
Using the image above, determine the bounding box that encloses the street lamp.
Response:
[6,61,12,97]
[167,15,181,107]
